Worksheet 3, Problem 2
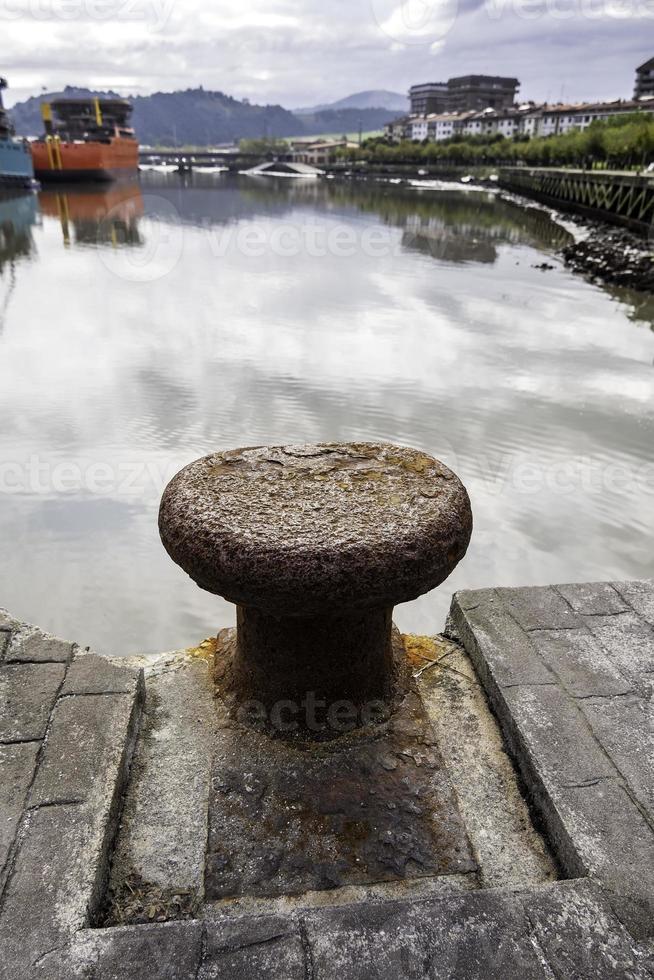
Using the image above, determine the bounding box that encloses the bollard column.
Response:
[159,442,472,724]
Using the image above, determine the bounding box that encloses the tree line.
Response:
[336,113,654,171]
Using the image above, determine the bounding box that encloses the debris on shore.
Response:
[561,223,654,293]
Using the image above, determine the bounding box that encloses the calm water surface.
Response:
[1,174,653,654]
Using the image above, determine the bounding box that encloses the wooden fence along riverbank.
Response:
[498,167,654,235]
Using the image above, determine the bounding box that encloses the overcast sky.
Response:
[2,0,652,108]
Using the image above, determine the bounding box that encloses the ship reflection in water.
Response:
[0,192,38,329]
[38,182,143,248]
[0,192,37,269]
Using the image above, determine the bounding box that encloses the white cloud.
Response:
[1,0,652,107]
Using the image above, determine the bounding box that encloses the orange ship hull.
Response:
[31,137,138,182]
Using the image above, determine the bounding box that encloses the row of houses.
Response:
[386,97,654,144]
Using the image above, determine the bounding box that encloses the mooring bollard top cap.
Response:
[159,443,472,615]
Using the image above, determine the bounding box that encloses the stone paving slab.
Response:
[556,581,631,616]
[580,694,654,815]
[449,580,654,940]
[199,915,307,979]
[500,683,617,787]
[5,625,75,664]
[50,922,205,980]
[0,802,111,979]
[62,653,143,697]
[449,589,553,688]
[583,612,654,684]
[0,740,39,883]
[497,585,584,632]
[531,627,634,698]
[31,690,142,807]
[0,616,145,980]
[0,662,66,742]
[613,580,654,627]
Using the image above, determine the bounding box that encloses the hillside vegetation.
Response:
[9,86,397,145]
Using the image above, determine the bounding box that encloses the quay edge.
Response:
[0,580,652,978]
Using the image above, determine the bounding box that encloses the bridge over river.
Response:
[138,148,270,172]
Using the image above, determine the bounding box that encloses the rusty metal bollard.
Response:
[159,443,472,716]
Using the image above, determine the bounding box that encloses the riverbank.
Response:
[561,220,654,293]
[376,169,654,295]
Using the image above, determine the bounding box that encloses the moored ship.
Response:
[0,78,35,188]
[31,97,138,182]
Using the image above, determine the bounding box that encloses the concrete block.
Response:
[0,741,39,881]
[6,626,74,664]
[303,899,433,980]
[74,922,203,980]
[523,879,653,979]
[579,694,654,818]
[556,582,628,616]
[612,580,654,628]
[200,916,305,979]
[62,652,143,697]
[500,684,616,789]
[31,691,142,807]
[584,613,654,680]
[530,628,634,698]
[0,804,109,978]
[497,586,583,632]
[449,591,554,689]
[551,780,654,940]
[0,663,65,742]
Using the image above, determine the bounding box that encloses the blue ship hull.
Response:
[0,138,34,187]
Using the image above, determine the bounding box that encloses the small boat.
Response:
[31,97,139,182]
[460,174,474,184]
[0,78,35,188]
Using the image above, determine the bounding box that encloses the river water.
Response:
[0,173,653,655]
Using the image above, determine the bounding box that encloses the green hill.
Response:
[9,86,397,146]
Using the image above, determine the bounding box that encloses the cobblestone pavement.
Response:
[0,582,652,979]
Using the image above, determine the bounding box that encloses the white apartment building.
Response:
[427,114,458,141]
[538,99,654,136]
[384,96,654,145]
[410,117,429,141]
[456,111,484,137]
